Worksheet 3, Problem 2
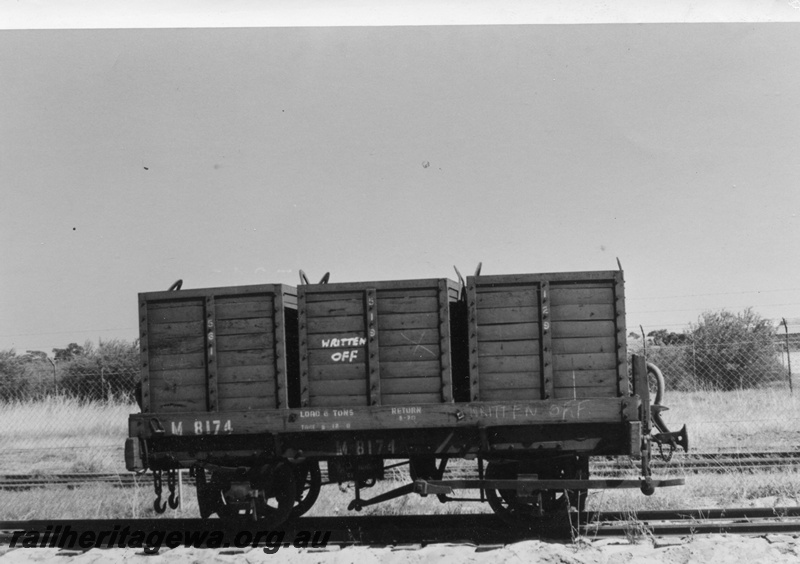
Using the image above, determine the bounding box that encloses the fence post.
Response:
[782,318,793,395]
[47,357,57,396]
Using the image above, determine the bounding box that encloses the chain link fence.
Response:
[629,335,797,453]
[0,343,139,476]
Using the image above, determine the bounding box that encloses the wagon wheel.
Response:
[194,468,221,519]
[484,459,587,525]
[290,461,322,518]
[484,461,542,523]
[217,463,297,529]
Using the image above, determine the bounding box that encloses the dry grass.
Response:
[654,388,799,452]
[0,396,134,474]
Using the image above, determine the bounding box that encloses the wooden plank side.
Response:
[550,303,616,321]
[552,352,617,371]
[214,297,273,320]
[477,306,538,325]
[217,380,277,400]
[147,303,204,324]
[382,393,441,405]
[377,312,439,331]
[148,321,204,339]
[150,383,206,412]
[149,353,205,371]
[375,288,438,299]
[475,272,617,284]
[310,394,369,407]
[479,388,540,401]
[308,349,368,365]
[377,344,441,362]
[479,372,540,390]
[216,333,274,352]
[378,329,439,348]
[553,386,616,399]
[217,365,274,382]
[479,355,540,374]
[309,363,367,380]
[478,323,538,342]
[550,321,616,339]
[304,286,439,300]
[149,335,205,356]
[381,361,440,378]
[149,369,206,387]
[551,336,617,355]
[219,396,277,411]
[216,350,275,368]
[141,283,291,302]
[307,316,364,334]
[475,290,537,309]
[306,332,367,350]
[549,287,614,306]
[478,340,538,357]
[553,369,618,388]
[381,377,441,395]
[216,318,272,336]
[303,291,364,303]
[305,299,363,318]
[377,296,439,314]
[310,379,369,397]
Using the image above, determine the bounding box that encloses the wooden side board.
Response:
[298,279,461,408]
[139,284,297,414]
[467,270,627,401]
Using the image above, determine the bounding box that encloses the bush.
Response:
[688,308,785,391]
[0,350,57,400]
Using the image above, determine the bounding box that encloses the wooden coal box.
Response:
[139,284,297,413]
[466,270,627,402]
[298,278,462,407]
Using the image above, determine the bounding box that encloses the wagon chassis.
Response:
[128,358,685,524]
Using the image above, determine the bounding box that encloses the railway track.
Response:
[2,508,800,549]
[2,451,798,490]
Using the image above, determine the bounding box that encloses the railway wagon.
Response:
[126,267,687,526]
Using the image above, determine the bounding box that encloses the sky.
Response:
[2,2,800,355]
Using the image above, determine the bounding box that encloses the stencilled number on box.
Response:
[336,439,395,456]
[193,419,233,435]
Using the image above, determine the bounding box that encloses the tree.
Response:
[647,330,689,346]
[688,308,785,391]
[60,339,140,400]
[52,342,85,362]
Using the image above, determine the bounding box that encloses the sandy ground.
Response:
[2,535,800,564]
